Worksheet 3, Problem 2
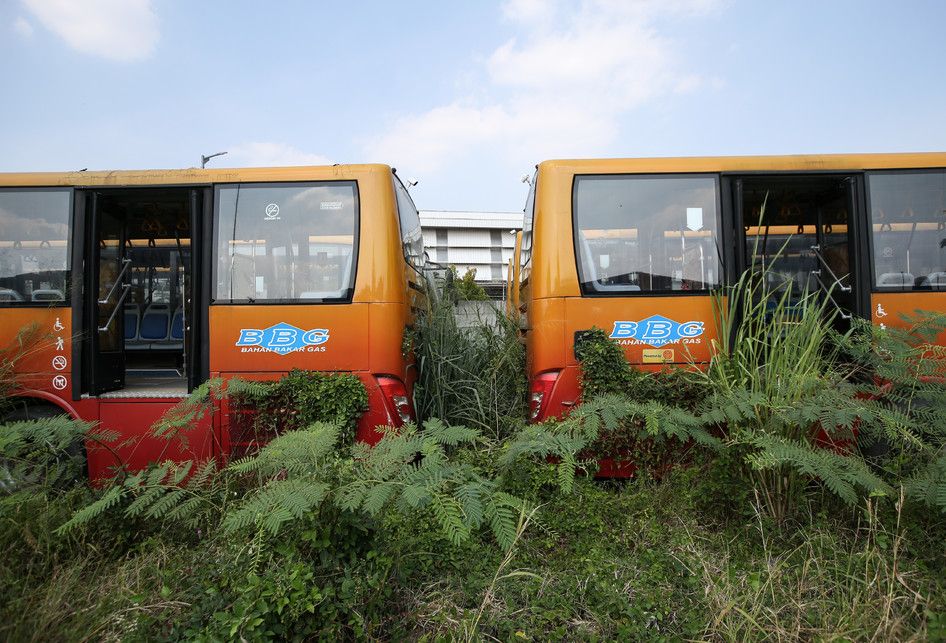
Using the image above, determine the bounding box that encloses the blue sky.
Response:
[2,0,945,212]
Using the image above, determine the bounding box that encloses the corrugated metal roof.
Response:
[420,210,523,230]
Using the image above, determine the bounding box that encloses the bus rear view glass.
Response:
[215,181,358,303]
[574,175,721,294]
[0,189,71,305]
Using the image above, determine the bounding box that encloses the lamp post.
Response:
[201,151,227,168]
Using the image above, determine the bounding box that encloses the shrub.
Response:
[231,370,369,447]
[697,253,946,520]
[447,266,489,302]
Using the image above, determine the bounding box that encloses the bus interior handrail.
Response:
[809,244,852,293]
[98,258,132,305]
[98,284,132,332]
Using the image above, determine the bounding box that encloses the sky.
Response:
[2,0,945,213]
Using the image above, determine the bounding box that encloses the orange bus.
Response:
[515,153,946,423]
[0,164,425,478]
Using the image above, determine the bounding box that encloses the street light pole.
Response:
[201,151,227,168]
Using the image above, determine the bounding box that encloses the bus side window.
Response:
[393,175,424,271]
[868,171,946,291]
[520,173,536,284]
[0,189,71,304]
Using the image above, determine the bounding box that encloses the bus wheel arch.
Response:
[4,391,80,420]
[1,395,89,484]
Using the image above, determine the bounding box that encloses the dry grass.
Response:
[690,491,932,641]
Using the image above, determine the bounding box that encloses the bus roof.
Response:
[538,152,946,175]
[0,163,393,187]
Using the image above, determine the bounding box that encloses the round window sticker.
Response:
[265,203,280,220]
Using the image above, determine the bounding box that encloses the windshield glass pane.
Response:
[0,189,71,304]
[573,175,720,294]
[869,171,946,290]
[215,182,358,302]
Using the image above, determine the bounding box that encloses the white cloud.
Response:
[366,0,720,179]
[22,0,158,62]
[225,142,332,168]
[13,16,34,38]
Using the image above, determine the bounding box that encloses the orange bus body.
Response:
[516,153,946,424]
[0,165,425,479]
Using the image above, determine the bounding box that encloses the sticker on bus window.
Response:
[235,322,330,355]
[320,201,343,210]
[609,315,704,347]
[686,207,703,231]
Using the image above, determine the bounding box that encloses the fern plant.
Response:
[697,226,946,519]
[56,458,223,534]
[0,416,95,494]
[503,394,719,492]
[60,416,530,551]
[338,419,526,549]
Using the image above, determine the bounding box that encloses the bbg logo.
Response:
[609,315,704,347]
[236,322,329,355]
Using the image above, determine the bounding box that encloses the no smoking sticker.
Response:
[52,355,67,371]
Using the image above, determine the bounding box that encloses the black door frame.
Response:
[71,185,213,397]
[724,172,870,321]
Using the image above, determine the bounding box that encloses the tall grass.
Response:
[0,323,50,412]
[412,297,526,439]
[704,257,846,520]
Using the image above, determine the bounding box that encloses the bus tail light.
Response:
[376,376,414,427]
[529,371,560,423]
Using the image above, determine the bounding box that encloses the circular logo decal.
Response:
[265,203,280,220]
[52,375,68,391]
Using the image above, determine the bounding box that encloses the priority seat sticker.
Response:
[236,322,330,354]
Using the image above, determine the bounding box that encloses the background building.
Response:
[419,210,523,298]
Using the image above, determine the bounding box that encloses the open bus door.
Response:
[735,175,864,325]
[85,191,129,394]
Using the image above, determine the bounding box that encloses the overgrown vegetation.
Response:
[2,261,946,639]
[0,322,50,411]
[446,266,489,301]
[230,369,369,447]
[411,288,526,439]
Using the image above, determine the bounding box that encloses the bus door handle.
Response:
[98,284,131,332]
[98,259,132,304]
